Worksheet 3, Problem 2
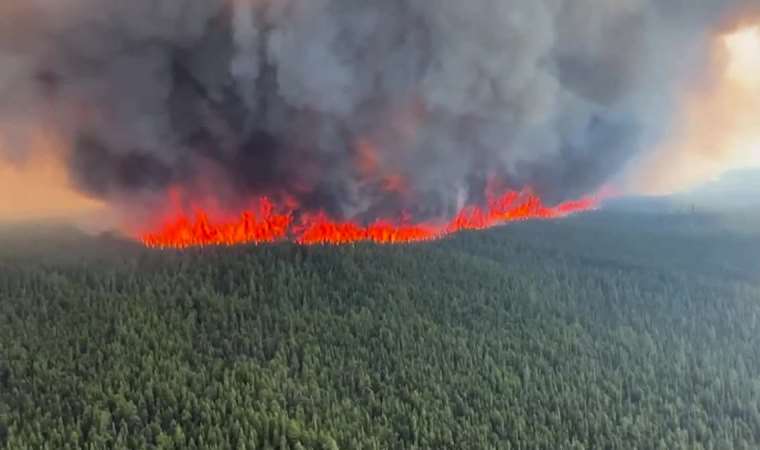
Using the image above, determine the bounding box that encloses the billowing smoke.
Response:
[0,0,753,223]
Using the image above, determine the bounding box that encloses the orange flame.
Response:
[139,189,599,248]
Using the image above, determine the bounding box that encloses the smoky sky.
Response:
[0,0,752,220]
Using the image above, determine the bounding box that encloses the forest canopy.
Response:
[1,211,760,449]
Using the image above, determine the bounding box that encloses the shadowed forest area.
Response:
[1,210,760,449]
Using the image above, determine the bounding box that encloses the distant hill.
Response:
[602,195,676,213]
[675,168,760,210]
[606,169,760,221]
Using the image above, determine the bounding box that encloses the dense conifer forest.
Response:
[2,211,760,449]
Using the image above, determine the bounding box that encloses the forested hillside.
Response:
[2,212,760,449]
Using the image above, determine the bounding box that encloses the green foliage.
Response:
[1,214,760,449]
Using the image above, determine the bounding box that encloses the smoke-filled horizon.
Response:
[0,0,755,224]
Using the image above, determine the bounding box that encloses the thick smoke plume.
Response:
[0,0,753,223]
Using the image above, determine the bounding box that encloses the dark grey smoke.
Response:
[0,0,751,220]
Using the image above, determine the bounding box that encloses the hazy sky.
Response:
[725,25,760,168]
[0,134,103,223]
[624,24,760,195]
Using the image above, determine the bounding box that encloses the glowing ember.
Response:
[139,190,599,248]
